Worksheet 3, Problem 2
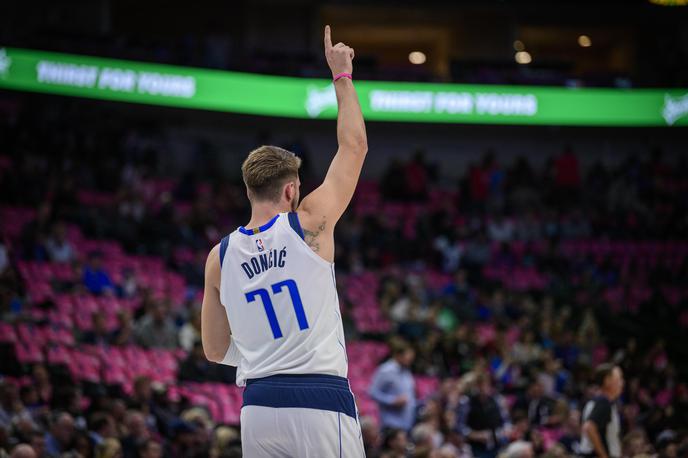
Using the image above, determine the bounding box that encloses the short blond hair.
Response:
[241,145,301,202]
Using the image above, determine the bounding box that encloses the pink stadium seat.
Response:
[0,323,17,343]
[15,342,44,364]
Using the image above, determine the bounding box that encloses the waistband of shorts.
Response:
[243,374,356,419]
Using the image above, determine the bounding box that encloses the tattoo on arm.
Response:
[303,219,326,252]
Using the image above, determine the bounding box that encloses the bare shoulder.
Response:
[204,243,221,287]
[206,243,221,265]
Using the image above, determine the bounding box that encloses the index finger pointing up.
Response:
[324,25,332,50]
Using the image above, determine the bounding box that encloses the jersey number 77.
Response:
[245,279,309,339]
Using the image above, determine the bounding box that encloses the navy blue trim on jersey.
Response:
[288,212,305,240]
[238,214,280,235]
[243,374,356,419]
[219,235,230,269]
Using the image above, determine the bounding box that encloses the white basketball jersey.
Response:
[219,212,348,387]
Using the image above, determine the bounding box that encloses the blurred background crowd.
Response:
[0,92,687,457]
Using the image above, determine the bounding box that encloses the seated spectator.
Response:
[209,426,242,458]
[44,412,76,457]
[179,341,235,384]
[0,383,33,432]
[178,342,214,382]
[82,252,115,295]
[488,215,515,243]
[128,378,153,411]
[178,309,201,353]
[20,202,51,261]
[9,444,36,458]
[380,428,408,458]
[82,311,113,345]
[134,302,178,349]
[28,432,45,458]
[74,430,94,458]
[95,437,122,458]
[11,416,38,447]
[120,410,149,458]
[410,422,438,456]
[137,438,162,458]
[112,310,135,346]
[360,416,381,458]
[498,440,533,458]
[45,223,74,263]
[119,268,138,299]
[89,412,116,447]
[18,385,46,423]
[31,365,52,407]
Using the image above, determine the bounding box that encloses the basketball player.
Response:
[201,25,367,457]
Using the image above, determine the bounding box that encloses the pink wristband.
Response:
[333,72,352,82]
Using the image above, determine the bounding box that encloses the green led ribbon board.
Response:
[0,47,687,126]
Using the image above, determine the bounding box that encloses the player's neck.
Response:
[246,201,291,229]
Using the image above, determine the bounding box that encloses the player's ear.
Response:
[284,181,295,203]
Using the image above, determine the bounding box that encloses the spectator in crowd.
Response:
[82,311,113,345]
[44,412,75,456]
[178,341,215,382]
[369,340,417,431]
[19,203,52,261]
[82,252,115,295]
[128,378,154,411]
[9,444,36,458]
[3,101,688,457]
[179,308,202,352]
[457,373,512,458]
[89,412,116,447]
[360,416,381,458]
[29,365,52,406]
[119,268,138,299]
[137,439,162,458]
[120,410,149,458]
[209,426,240,458]
[516,380,555,428]
[499,440,534,458]
[45,223,74,263]
[74,430,94,458]
[580,364,624,458]
[95,437,123,458]
[28,432,45,458]
[380,428,408,458]
[0,383,33,432]
[112,310,135,346]
[134,302,178,349]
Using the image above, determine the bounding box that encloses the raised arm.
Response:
[298,25,368,262]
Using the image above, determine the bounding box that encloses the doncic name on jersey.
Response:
[241,239,287,279]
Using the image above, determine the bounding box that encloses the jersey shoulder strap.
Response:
[219,234,230,269]
[287,212,305,240]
